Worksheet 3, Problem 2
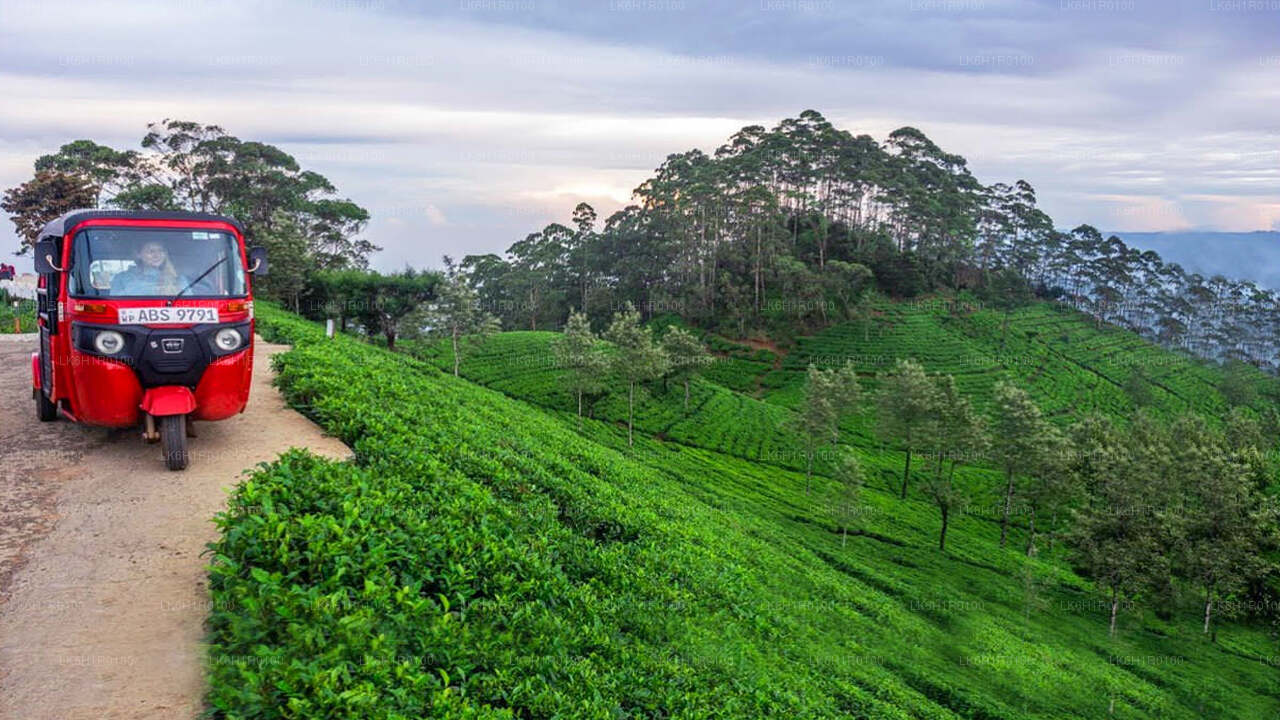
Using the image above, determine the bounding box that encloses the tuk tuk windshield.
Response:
[69,228,248,299]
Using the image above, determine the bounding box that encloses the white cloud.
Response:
[0,0,1276,270]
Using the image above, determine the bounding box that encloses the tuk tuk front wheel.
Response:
[160,415,190,471]
[36,390,57,422]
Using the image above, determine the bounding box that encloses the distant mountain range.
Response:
[1111,231,1280,291]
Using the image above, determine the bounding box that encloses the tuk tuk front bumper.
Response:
[64,321,253,427]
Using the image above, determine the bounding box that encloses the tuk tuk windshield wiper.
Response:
[167,256,228,306]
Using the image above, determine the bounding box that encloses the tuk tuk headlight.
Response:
[94,330,125,355]
[213,327,242,352]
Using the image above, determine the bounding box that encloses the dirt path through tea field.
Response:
[0,334,350,720]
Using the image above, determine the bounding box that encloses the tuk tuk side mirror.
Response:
[247,247,268,277]
[33,239,64,274]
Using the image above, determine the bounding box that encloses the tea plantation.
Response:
[203,303,1280,719]
[408,295,1276,478]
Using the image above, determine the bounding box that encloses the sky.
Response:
[1,0,1278,272]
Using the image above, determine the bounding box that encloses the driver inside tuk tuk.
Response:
[110,241,192,296]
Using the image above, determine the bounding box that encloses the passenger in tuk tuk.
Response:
[110,241,192,297]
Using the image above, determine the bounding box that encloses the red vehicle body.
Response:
[31,210,267,470]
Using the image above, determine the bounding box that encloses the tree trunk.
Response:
[1203,592,1213,636]
[627,382,635,447]
[684,379,690,410]
[1109,588,1119,638]
[901,448,912,499]
[805,451,813,495]
[451,330,460,377]
[577,389,582,418]
[1025,512,1036,557]
[939,506,949,551]
[386,329,397,351]
[754,224,761,315]
[1000,468,1015,547]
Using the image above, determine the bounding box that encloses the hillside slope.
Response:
[411,296,1276,455]
[204,306,1280,719]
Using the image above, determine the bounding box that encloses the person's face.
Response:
[139,243,167,268]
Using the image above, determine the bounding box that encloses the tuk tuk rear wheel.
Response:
[36,390,57,422]
[161,415,190,471]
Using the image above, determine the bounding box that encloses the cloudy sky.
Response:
[1,0,1278,271]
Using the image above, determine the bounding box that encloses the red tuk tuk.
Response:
[31,210,267,470]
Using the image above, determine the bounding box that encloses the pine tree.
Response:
[989,381,1047,548]
[831,360,863,439]
[1022,425,1073,558]
[831,450,866,548]
[661,326,713,410]
[604,303,669,447]
[419,257,499,373]
[552,311,608,418]
[876,359,939,500]
[921,375,985,552]
[794,365,839,494]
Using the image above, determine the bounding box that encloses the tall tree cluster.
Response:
[552,305,714,444]
[1063,412,1279,638]
[463,111,1280,374]
[871,358,1280,638]
[3,120,377,306]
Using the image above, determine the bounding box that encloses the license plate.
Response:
[117,306,219,325]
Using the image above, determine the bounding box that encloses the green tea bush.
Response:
[207,306,1280,719]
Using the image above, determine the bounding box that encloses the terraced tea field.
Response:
[764,296,1275,423]
[204,305,1280,719]
[411,295,1275,481]
[409,333,803,473]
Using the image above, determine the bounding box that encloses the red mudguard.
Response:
[140,386,197,417]
[31,352,40,390]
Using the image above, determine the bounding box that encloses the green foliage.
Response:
[413,257,499,374]
[830,450,866,548]
[0,171,97,247]
[10,120,377,301]
[1165,415,1280,638]
[1220,360,1259,408]
[312,267,440,351]
[252,212,312,311]
[791,362,862,493]
[794,365,840,490]
[0,291,36,333]
[603,303,669,446]
[660,325,713,409]
[921,375,986,552]
[989,381,1050,547]
[552,310,608,416]
[1122,368,1156,408]
[876,358,939,500]
[208,306,1280,719]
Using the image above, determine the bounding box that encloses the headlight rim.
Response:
[213,327,243,352]
[93,330,126,356]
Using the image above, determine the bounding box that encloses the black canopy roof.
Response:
[39,209,245,240]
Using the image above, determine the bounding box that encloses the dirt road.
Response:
[0,334,350,720]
